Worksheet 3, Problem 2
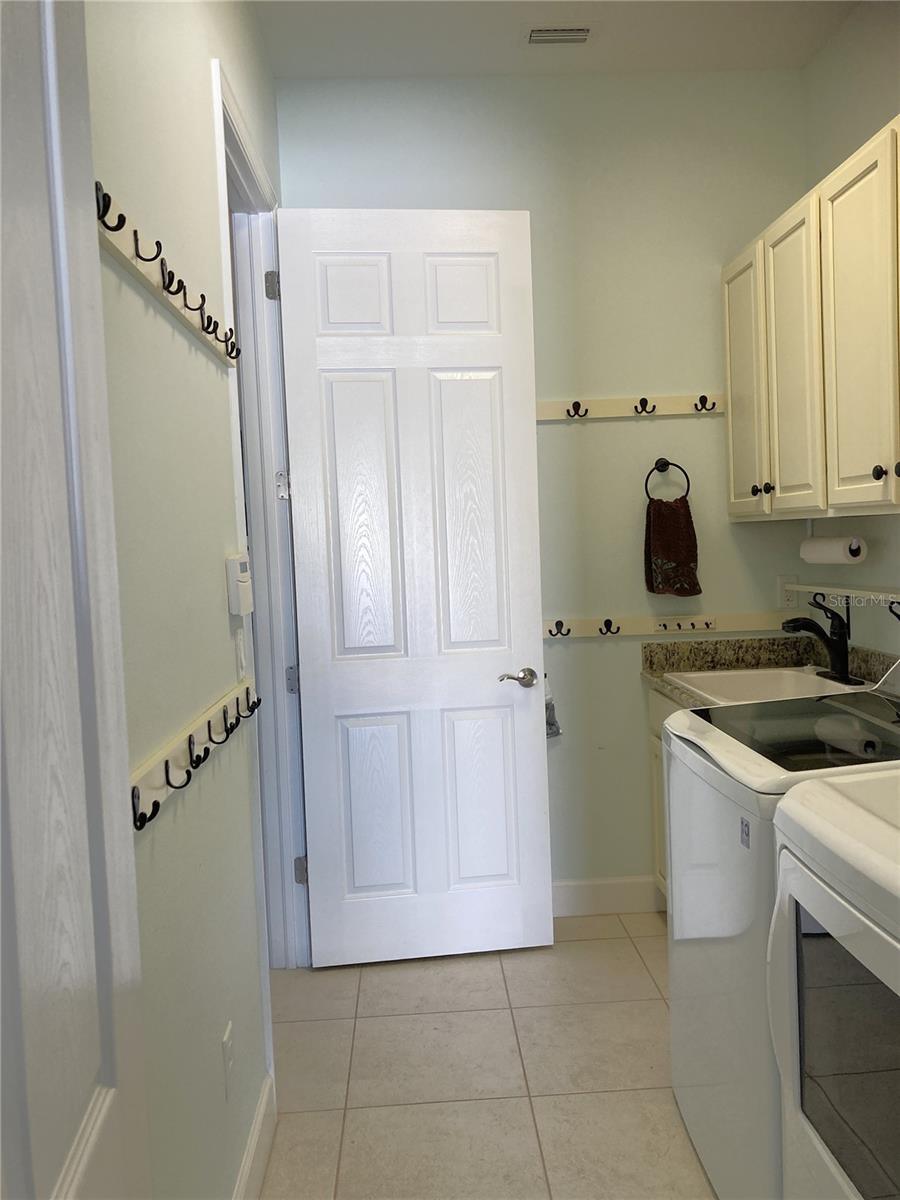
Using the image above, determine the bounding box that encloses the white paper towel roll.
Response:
[800,536,867,564]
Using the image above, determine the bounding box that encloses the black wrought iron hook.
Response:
[226,341,242,360]
[599,618,621,635]
[548,620,571,637]
[95,181,126,232]
[159,258,185,298]
[890,599,900,623]
[132,785,160,831]
[634,397,657,415]
[213,325,234,346]
[133,229,162,263]
[694,394,716,412]
[188,733,210,770]
[225,701,242,735]
[183,290,207,313]
[164,758,192,790]
[201,314,218,336]
[809,591,845,625]
[566,401,589,419]
[208,707,231,745]
[236,687,262,719]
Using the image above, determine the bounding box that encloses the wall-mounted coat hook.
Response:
[133,230,162,263]
[566,401,589,419]
[226,702,241,735]
[548,620,571,637]
[201,314,218,336]
[183,290,206,313]
[159,258,185,298]
[188,733,210,770]
[694,394,717,412]
[208,707,231,745]
[226,341,241,361]
[248,688,262,714]
[599,618,621,635]
[95,181,126,232]
[634,397,657,415]
[213,325,234,346]
[132,785,160,831]
[164,758,191,790]
[236,687,262,718]
[889,600,900,622]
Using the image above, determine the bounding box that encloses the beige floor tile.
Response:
[554,915,627,942]
[348,1009,526,1107]
[502,939,658,1007]
[273,1019,354,1112]
[620,911,668,937]
[634,936,669,998]
[337,1099,549,1200]
[515,1000,670,1094]
[533,1089,714,1199]
[261,1111,343,1200]
[270,966,360,1022]
[357,953,506,1017]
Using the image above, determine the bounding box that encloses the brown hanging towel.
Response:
[643,457,702,596]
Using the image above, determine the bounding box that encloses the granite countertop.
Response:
[642,636,898,708]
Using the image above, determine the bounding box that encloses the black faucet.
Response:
[782,597,864,686]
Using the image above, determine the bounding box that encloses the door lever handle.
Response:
[498,667,539,688]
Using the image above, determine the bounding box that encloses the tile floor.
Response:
[262,911,713,1200]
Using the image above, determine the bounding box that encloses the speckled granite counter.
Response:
[641,636,898,707]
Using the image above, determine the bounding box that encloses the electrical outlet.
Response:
[777,574,798,609]
[222,1021,234,1101]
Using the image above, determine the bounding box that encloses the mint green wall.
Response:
[276,70,816,883]
[85,3,278,1195]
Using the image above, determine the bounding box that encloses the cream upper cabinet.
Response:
[763,195,827,512]
[723,242,770,516]
[820,127,900,506]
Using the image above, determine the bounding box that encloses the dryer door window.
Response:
[796,903,900,1198]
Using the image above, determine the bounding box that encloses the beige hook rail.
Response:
[130,678,259,825]
[542,610,792,640]
[98,223,235,369]
[536,393,725,423]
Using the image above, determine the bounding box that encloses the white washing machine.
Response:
[664,681,900,1200]
[768,767,900,1200]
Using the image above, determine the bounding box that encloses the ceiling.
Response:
[254,1,856,80]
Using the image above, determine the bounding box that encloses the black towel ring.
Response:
[644,457,690,500]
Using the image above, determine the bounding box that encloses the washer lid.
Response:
[775,769,900,936]
[665,689,900,795]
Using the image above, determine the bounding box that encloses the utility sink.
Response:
[664,666,863,706]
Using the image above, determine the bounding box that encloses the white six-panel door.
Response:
[278,209,552,966]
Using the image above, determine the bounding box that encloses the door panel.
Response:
[821,129,900,506]
[764,196,827,511]
[723,243,770,515]
[278,209,551,966]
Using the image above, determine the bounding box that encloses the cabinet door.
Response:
[723,242,770,516]
[821,128,900,506]
[763,196,827,511]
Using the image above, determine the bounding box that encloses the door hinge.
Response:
[285,664,300,694]
[264,270,281,300]
[275,469,290,500]
[294,855,308,885]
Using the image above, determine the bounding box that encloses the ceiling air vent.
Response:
[528,27,590,45]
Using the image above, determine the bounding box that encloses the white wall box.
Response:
[723,116,900,520]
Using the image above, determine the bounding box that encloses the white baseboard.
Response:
[552,875,665,917]
[233,1073,276,1200]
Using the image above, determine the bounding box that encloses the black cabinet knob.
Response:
[763,481,774,494]
[872,465,887,481]
[894,462,900,478]
[751,484,761,496]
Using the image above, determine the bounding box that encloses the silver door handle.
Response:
[498,667,539,688]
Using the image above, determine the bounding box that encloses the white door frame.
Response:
[210,62,311,969]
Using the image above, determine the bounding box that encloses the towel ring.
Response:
[644,457,690,500]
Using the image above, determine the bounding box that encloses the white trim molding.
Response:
[552,876,665,917]
[232,1074,276,1200]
